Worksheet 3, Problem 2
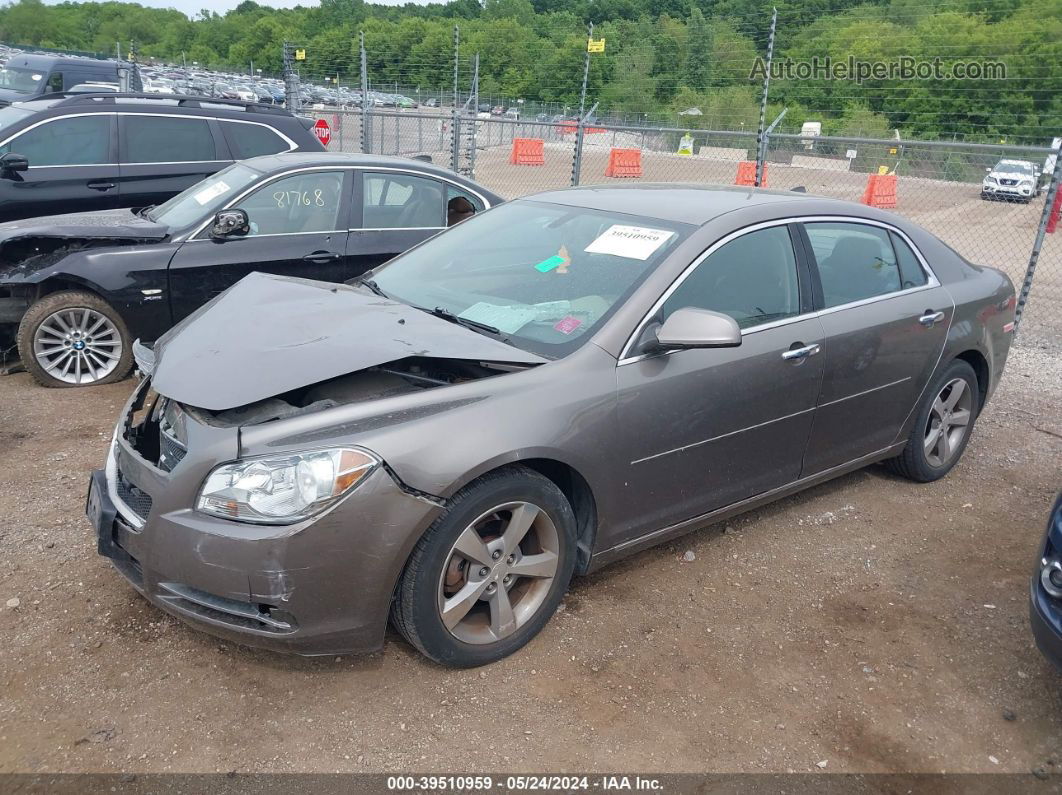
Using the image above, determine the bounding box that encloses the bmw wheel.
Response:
[16,291,133,388]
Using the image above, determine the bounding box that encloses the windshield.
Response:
[148,163,261,228]
[372,200,691,357]
[0,65,44,94]
[996,160,1035,175]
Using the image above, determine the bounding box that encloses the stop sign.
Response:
[313,118,331,148]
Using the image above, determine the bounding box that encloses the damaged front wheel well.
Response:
[515,458,598,575]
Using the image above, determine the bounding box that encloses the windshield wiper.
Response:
[136,204,156,219]
[356,277,389,298]
[426,306,501,336]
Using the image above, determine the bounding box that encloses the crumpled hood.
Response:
[150,272,546,411]
[0,208,169,244]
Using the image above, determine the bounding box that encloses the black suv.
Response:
[0,92,325,222]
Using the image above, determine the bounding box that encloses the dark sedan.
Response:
[1031,492,1062,671]
[0,152,500,387]
[87,185,1016,667]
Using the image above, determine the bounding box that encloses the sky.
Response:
[40,0,432,18]
[42,0,319,12]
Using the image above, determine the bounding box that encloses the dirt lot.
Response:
[0,331,1060,775]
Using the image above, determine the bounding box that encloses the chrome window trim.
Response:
[0,111,297,167]
[181,164,491,242]
[354,226,444,232]
[617,215,941,365]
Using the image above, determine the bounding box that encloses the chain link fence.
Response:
[310,107,1062,342]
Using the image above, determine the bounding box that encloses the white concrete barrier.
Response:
[791,155,850,172]
[697,146,748,162]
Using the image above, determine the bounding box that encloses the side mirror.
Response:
[211,209,249,239]
[985,167,992,173]
[0,152,29,174]
[654,308,742,350]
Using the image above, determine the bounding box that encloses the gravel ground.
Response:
[0,338,1059,775]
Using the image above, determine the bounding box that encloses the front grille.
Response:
[1000,178,1017,186]
[158,430,187,473]
[115,466,153,522]
[156,397,188,473]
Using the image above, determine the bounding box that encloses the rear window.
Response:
[123,115,217,163]
[221,121,289,160]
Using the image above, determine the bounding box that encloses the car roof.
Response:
[3,53,115,69]
[12,93,298,119]
[242,151,496,187]
[523,184,830,226]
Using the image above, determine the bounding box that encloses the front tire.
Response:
[16,291,133,388]
[391,466,577,667]
[885,359,979,482]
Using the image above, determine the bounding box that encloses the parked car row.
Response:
[0,80,1051,672]
[0,45,420,111]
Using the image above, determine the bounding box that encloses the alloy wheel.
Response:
[437,501,560,645]
[924,377,973,468]
[32,307,123,385]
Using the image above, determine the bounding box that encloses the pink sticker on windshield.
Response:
[554,316,582,335]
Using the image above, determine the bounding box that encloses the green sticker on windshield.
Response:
[534,255,566,273]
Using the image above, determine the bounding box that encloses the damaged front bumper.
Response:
[87,380,444,655]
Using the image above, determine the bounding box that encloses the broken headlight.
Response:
[196,447,380,524]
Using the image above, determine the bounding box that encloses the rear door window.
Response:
[0,115,112,166]
[361,172,445,228]
[221,122,291,160]
[890,232,929,289]
[803,222,903,308]
[122,115,218,163]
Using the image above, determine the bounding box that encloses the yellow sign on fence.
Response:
[295,49,306,61]
[587,38,605,53]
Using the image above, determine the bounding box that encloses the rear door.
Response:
[797,220,951,475]
[344,170,449,278]
[166,168,352,322]
[0,113,118,221]
[117,113,231,209]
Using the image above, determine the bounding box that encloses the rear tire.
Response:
[885,359,979,482]
[391,466,577,667]
[16,291,133,388]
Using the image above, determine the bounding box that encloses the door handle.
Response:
[303,251,341,264]
[86,181,116,191]
[781,343,821,361]
[919,310,945,327]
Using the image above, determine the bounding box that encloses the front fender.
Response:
[0,244,177,342]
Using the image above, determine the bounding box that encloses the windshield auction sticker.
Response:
[458,302,538,335]
[193,180,230,206]
[583,225,674,260]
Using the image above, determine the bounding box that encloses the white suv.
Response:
[981,159,1040,203]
